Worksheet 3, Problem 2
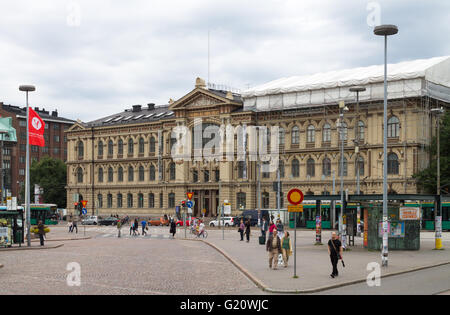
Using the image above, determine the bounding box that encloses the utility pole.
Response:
[431,106,444,250]
[338,101,348,241]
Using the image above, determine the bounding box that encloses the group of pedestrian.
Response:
[266,228,292,269]
[67,217,78,234]
[238,218,251,242]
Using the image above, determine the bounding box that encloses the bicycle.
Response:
[194,229,208,239]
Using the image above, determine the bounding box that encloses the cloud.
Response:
[0,0,448,122]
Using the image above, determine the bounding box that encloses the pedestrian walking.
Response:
[281,231,292,268]
[141,219,147,236]
[268,220,276,237]
[67,219,73,233]
[117,220,122,238]
[276,219,284,239]
[170,219,176,238]
[72,217,78,234]
[245,219,251,243]
[238,219,245,241]
[261,217,268,238]
[328,232,343,278]
[37,220,46,246]
[133,219,139,236]
[130,220,134,235]
[266,229,282,270]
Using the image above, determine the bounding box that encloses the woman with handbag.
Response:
[238,219,245,241]
[281,231,293,268]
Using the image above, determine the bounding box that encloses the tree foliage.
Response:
[30,156,67,208]
[413,110,450,194]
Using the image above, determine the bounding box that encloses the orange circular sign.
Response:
[287,188,304,205]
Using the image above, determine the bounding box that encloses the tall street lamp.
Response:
[338,101,349,245]
[350,86,366,237]
[374,24,398,267]
[431,106,444,250]
[19,84,36,247]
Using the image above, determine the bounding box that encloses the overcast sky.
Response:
[0,0,448,122]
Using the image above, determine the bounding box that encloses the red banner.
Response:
[28,107,45,147]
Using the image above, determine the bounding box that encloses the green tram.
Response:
[28,204,59,225]
[288,201,450,231]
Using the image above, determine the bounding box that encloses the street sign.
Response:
[288,205,303,213]
[186,200,194,208]
[202,209,206,214]
[287,188,304,205]
[223,202,231,215]
[81,200,88,208]
[186,192,194,200]
[82,208,87,215]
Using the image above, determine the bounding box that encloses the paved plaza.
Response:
[1,224,449,295]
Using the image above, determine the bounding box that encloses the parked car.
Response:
[148,217,163,226]
[233,210,269,227]
[98,217,119,226]
[176,219,191,227]
[209,217,234,227]
[160,217,170,226]
[81,216,98,225]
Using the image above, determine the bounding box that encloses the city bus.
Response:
[27,204,59,225]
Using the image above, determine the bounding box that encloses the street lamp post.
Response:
[431,106,444,250]
[350,86,366,237]
[19,85,36,247]
[374,24,398,267]
[338,101,349,244]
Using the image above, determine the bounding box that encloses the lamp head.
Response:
[374,24,398,36]
[19,85,36,92]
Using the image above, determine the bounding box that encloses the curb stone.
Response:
[0,243,64,252]
[198,239,450,294]
[31,237,91,242]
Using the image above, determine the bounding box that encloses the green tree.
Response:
[29,156,67,208]
[413,110,450,194]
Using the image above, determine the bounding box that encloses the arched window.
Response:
[149,136,156,153]
[128,166,134,182]
[150,165,156,181]
[108,140,114,156]
[77,167,83,183]
[107,194,113,208]
[357,121,365,141]
[148,193,155,208]
[339,157,348,176]
[291,126,299,145]
[77,141,84,158]
[128,138,134,154]
[307,158,315,177]
[127,193,133,208]
[322,157,331,176]
[355,156,364,176]
[118,139,124,155]
[339,122,348,141]
[307,125,315,143]
[118,167,124,182]
[98,167,103,183]
[108,167,113,182]
[388,153,399,175]
[388,116,400,138]
[97,194,103,208]
[291,158,300,177]
[323,123,331,142]
[98,141,103,156]
[278,128,285,146]
[169,163,176,180]
[139,137,145,154]
[117,193,123,208]
[139,166,145,181]
[138,193,144,208]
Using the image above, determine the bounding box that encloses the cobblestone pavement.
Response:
[0,233,260,295]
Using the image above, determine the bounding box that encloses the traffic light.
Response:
[181,200,186,208]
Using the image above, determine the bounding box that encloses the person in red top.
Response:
[268,221,276,237]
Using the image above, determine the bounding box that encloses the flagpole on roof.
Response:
[19,85,35,247]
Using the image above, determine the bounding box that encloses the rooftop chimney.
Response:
[34,107,39,111]
[195,77,206,89]
[51,110,58,117]
[132,105,142,112]
[147,103,155,110]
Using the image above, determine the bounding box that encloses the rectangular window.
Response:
[54,148,60,154]
[19,120,27,127]
[19,169,25,176]
[54,135,60,142]
[20,156,26,164]
[53,124,60,130]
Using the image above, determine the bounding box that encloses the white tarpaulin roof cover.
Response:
[242,56,450,111]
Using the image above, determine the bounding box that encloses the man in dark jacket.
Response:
[37,220,46,246]
[266,229,282,270]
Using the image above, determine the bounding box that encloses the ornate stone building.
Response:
[65,56,450,217]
